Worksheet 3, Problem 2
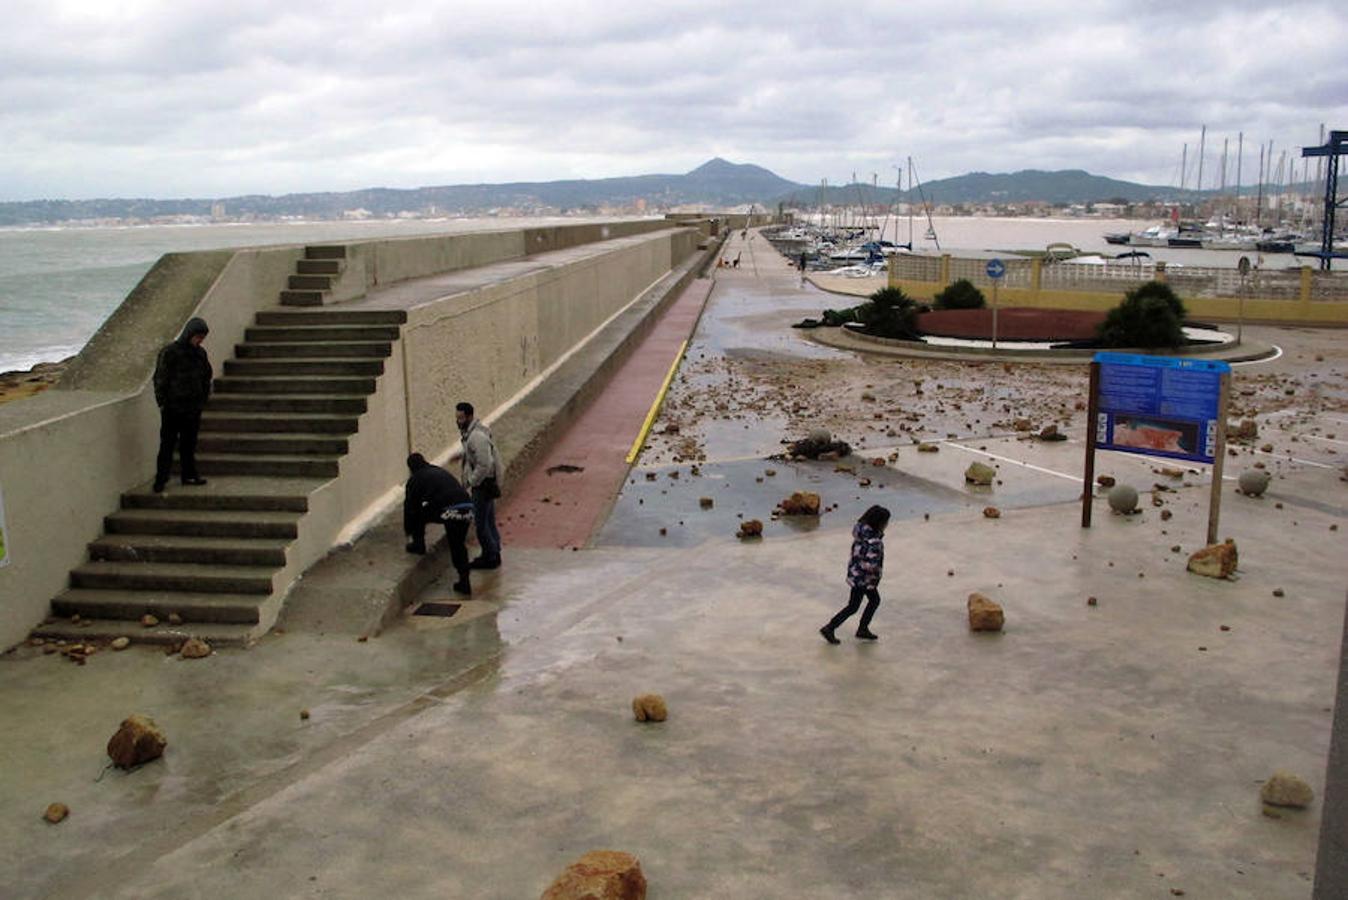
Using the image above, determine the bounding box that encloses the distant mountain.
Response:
[0,160,1316,225]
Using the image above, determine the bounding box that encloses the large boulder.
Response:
[631,694,667,723]
[967,593,1005,632]
[1187,540,1238,579]
[964,462,995,485]
[777,492,821,516]
[1238,470,1271,497]
[1261,772,1314,808]
[106,714,167,768]
[1107,484,1139,514]
[541,850,647,900]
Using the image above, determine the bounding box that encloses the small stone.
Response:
[1170,545,1182,553]
[107,714,167,768]
[43,803,69,824]
[644,472,656,482]
[111,637,130,651]
[300,709,310,720]
[632,694,667,722]
[737,519,763,539]
[982,506,1001,519]
[541,850,647,900]
[658,527,667,536]
[964,462,995,486]
[917,442,939,453]
[1096,475,1116,488]
[1273,588,1285,597]
[1220,625,1230,632]
[70,614,81,624]
[1187,540,1238,579]
[871,457,886,467]
[179,638,212,659]
[967,593,1004,632]
[764,468,777,477]
[1157,466,1184,479]
[1087,596,1097,606]
[698,497,714,509]
[777,491,821,516]
[1261,772,1314,808]
[1260,443,1274,453]
[167,613,182,626]
[1160,509,1173,521]
[140,614,159,628]
[1151,496,1164,507]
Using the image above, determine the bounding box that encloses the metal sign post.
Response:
[986,258,1005,350]
[1237,255,1250,345]
[1082,353,1231,545]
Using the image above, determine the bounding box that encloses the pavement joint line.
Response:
[943,440,1082,483]
[1300,433,1348,447]
[1254,448,1337,470]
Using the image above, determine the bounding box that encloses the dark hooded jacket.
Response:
[153,317,213,413]
[404,459,472,534]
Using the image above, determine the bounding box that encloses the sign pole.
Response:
[992,282,999,350]
[1206,372,1231,546]
[985,258,1005,351]
[1082,362,1100,528]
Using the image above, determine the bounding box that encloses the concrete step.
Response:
[279,290,326,307]
[255,309,407,326]
[245,324,400,343]
[106,508,302,539]
[70,561,276,595]
[200,412,359,435]
[51,588,266,625]
[297,258,343,275]
[185,453,341,478]
[121,481,314,512]
[305,245,347,260]
[207,394,368,414]
[223,358,385,377]
[197,433,349,456]
[89,533,290,567]
[31,617,258,647]
[288,274,334,291]
[235,341,391,359]
[213,375,378,395]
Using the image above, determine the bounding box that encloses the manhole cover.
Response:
[413,602,461,618]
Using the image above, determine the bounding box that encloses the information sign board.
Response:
[1093,352,1229,464]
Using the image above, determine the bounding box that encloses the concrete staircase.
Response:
[279,244,348,307]
[33,251,406,647]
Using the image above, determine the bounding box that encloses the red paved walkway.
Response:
[917,307,1106,341]
[497,278,713,548]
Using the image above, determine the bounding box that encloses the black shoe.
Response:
[820,626,840,645]
[452,580,472,596]
[405,542,427,556]
[152,479,167,493]
[181,477,207,486]
[468,556,500,570]
[856,629,879,641]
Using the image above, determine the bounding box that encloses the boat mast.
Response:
[1236,132,1243,222]
[1196,125,1207,198]
[909,156,940,251]
[907,158,914,247]
[1180,143,1188,192]
[1255,144,1265,228]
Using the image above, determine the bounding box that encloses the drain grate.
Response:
[413,602,461,618]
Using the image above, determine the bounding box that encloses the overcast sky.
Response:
[3,0,1345,200]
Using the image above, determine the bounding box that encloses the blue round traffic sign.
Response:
[986,258,1006,279]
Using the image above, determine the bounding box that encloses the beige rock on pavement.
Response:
[982,506,1001,519]
[777,491,821,516]
[140,614,159,628]
[1261,772,1314,808]
[180,638,212,659]
[541,850,647,900]
[106,714,167,768]
[43,802,69,824]
[737,519,763,539]
[632,694,667,723]
[968,593,1005,632]
[110,637,130,651]
[1187,540,1238,579]
[964,462,995,485]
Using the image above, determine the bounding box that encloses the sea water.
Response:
[0,215,1298,374]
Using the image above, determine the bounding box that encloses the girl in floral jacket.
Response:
[821,505,891,643]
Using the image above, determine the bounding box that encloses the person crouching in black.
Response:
[152,317,213,493]
[404,453,474,595]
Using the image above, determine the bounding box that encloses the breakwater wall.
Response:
[890,254,1348,325]
[0,218,714,648]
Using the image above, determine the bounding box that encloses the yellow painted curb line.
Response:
[625,339,689,464]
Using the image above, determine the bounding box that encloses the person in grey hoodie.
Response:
[455,401,502,569]
[152,317,212,493]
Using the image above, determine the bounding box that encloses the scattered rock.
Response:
[658,527,667,537]
[541,850,647,900]
[644,472,657,482]
[764,468,777,477]
[1107,484,1139,514]
[140,614,159,628]
[107,714,167,768]
[737,519,763,539]
[300,709,310,720]
[1096,475,1116,488]
[1037,424,1067,442]
[110,637,130,651]
[1086,596,1098,607]
[1272,588,1285,597]
[871,457,886,467]
[964,462,995,485]
[167,613,182,626]
[917,442,939,453]
[43,803,69,824]
[632,694,667,723]
[179,638,212,659]
[1238,470,1271,497]
[982,506,1001,519]
[1160,509,1173,521]
[1151,496,1164,508]
[967,593,1005,632]
[1156,466,1184,479]
[1187,540,1238,579]
[1230,419,1258,441]
[787,433,851,459]
[698,497,714,510]
[1260,443,1274,453]
[1261,772,1314,809]
[777,491,821,516]
[1012,418,1033,431]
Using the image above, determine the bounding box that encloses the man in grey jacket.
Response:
[455,401,502,569]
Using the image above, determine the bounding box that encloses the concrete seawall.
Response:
[0,219,713,649]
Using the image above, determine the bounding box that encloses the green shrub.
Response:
[1097,282,1187,348]
[933,279,986,310]
[856,286,920,339]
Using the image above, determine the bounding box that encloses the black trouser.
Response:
[156,408,202,484]
[409,517,470,583]
[826,584,881,633]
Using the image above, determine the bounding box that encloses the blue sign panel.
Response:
[986,258,1006,279]
[1094,352,1229,463]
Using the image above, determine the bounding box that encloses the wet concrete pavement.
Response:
[3,227,1346,898]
